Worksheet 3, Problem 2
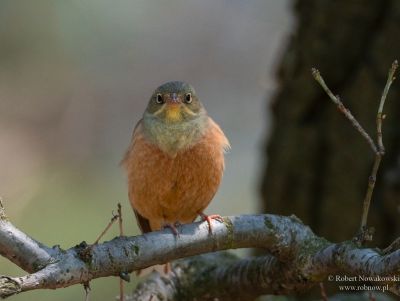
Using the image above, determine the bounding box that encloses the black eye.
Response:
[155,94,164,104]
[184,93,192,104]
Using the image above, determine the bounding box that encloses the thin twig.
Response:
[382,237,400,254]
[319,282,328,301]
[359,156,381,239]
[77,211,120,266]
[92,213,119,245]
[312,61,398,243]
[81,205,126,300]
[312,68,378,154]
[377,60,398,153]
[360,60,398,235]
[117,203,125,301]
[84,282,90,301]
[118,203,123,236]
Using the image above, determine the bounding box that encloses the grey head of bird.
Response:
[142,81,210,155]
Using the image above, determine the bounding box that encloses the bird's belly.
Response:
[128,138,224,229]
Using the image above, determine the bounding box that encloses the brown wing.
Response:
[134,209,152,233]
[121,119,153,233]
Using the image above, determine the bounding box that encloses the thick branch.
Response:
[0,202,58,273]
[1,213,399,299]
[132,253,284,301]
[132,243,400,301]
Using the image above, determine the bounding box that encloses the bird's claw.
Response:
[162,223,180,237]
[199,213,224,234]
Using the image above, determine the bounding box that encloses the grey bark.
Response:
[1,209,400,300]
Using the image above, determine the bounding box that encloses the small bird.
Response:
[122,81,230,234]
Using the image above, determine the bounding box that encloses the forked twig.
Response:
[311,68,378,154]
[312,60,398,243]
[82,204,126,301]
[360,60,397,238]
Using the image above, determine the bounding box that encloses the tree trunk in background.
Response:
[261,0,400,248]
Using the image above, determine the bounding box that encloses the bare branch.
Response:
[320,282,328,301]
[132,241,400,300]
[0,63,398,300]
[377,60,399,153]
[360,60,398,236]
[132,253,284,301]
[311,68,378,154]
[0,212,399,299]
[357,60,399,235]
[312,61,398,242]
[0,205,58,273]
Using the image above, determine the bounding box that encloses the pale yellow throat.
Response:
[165,106,182,122]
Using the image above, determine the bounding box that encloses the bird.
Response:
[122,81,230,235]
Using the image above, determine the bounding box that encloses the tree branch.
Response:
[1,211,399,300]
[0,199,58,273]
[359,60,398,232]
[1,63,398,300]
[312,60,398,243]
[132,238,400,300]
[311,68,378,154]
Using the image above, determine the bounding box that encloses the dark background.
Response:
[261,0,400,247]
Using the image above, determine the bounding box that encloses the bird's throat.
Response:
[165,106,182,123]
[143,113,209,156]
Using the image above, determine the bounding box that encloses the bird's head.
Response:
[144,81,205,123]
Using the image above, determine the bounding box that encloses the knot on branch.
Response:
[75,241,93,264]
[0,276,21,298]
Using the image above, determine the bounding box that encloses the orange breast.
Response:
[123,118,228,230]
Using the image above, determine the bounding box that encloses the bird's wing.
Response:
[120,119,153,233]
[134,209,152,233]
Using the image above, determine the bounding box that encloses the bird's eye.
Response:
[156,94,164,104]
[184,93,192,104]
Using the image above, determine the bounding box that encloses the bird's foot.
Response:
[162,223,180,237]
[199,212,224,234]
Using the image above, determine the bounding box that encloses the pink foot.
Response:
[199,213,224,234]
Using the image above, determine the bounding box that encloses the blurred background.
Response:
[0,1,292,300]
[2,1,400,300]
